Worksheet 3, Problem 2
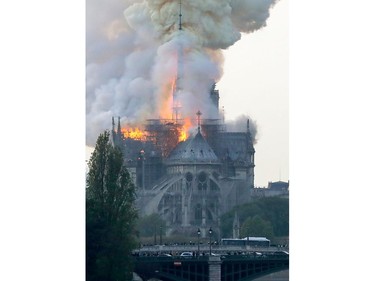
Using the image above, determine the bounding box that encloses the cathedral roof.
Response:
[167,129,220,164]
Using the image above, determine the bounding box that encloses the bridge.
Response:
[133,253,289,281]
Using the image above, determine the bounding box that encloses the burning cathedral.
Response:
[111,84,255,237]
[87,0,278,238]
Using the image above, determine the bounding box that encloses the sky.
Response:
[218,0,288,187]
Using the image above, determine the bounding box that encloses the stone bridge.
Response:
[133,254,289,281]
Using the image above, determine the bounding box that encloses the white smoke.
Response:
[86,0,278,146]
[225,114,258,144]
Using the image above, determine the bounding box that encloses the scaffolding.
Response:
[145,119,184,158]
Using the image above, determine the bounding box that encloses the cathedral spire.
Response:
[178,0,182,30]
[173,0,184,122]
[196,110,202,132]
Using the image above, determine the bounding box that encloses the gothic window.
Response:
[198,172,208,191]
[198,172,207,182]
[186,172,193,182]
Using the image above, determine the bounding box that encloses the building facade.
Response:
[111,87,256,238]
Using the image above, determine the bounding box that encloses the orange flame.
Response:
[178,118,192,142]
[179,130,187,142]
[121,127,146,140]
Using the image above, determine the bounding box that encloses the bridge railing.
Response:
[135,244,287,255]
[132,252,289,262]
[133,246,289,263]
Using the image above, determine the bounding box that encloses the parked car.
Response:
[180,252,193,257]
[272,250,289,256]
[160,253,172,257]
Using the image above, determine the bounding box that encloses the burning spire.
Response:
[172,0,184,122]
[178,0,182,31]
[86,0,278,146]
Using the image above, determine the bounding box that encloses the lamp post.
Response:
[197,228,201,258]
[159,226,162,245]
[140,149,145,190]
[209,227,213,256]
[154,224,157,245]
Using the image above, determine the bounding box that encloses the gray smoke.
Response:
[225,114,258,144]
[86,0,278,146]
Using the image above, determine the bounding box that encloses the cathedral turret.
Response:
[117,116,121,135]
[210,83,220,113]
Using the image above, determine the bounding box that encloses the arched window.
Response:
[186,172,193,182]
[198,172,207,183]
[198,172,207,191]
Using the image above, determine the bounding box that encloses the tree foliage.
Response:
[137,213,166,238]
[86,131,138,281]
[240,215,275,241]
[221,197,289,239]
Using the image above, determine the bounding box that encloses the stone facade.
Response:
[111,89,256,238]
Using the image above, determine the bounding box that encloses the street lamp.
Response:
[154,224,157,245]
[197,228,201,258]
[209,227,213,256]
[140,149,145,189]
[159,226,162,245]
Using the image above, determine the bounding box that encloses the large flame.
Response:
[122,70,193,143]
[179,118,192,142]
[179,130,187,142]
[122,118,191,144]
[122,127,146,140]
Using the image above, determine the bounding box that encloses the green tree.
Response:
[220,197,289,238]
[86,131,138,281]
[240,215,275,242]
[137,213,166,238]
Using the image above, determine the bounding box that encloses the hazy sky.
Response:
[218,0,288,187]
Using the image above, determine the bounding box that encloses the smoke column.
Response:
[86,0,278,146]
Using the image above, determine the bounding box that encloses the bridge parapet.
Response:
[135,244,287,256]
[133,253,289,281]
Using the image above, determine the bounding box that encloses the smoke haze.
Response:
[86,0,278,146]
[225,114,258,144]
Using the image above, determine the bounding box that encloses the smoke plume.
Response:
[86,0,278,146]
[225,114,258,144]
